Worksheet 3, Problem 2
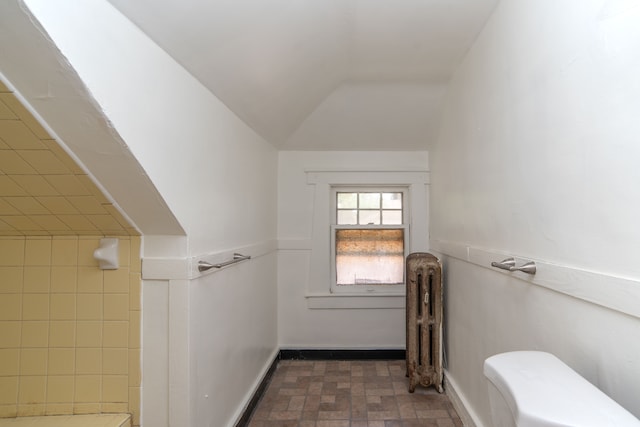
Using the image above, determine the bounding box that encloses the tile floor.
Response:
[248,360,463,427]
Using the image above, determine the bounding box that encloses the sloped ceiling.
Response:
[107,0,498,149]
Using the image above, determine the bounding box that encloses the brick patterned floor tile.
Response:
[248,360,462,427]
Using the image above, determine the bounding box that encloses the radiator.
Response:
[406,252,444,393]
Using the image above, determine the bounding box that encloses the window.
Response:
[330,188,408,293]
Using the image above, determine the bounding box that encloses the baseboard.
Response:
[279,348,406,360]
[444,371,484,427]
[233,351,280,427]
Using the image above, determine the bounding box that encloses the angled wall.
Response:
[3,1,279,426]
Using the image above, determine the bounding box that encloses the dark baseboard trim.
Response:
[279,348,406,361]
[236,348,406,426]
[234,354,279,427]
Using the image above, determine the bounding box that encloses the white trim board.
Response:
[431,240,640,320]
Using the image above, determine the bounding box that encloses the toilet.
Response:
[483,351,640,427]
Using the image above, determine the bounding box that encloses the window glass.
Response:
[382,192,402,209]
[359,193,380,209]
[337,193,357,209]
[382,210,402,225]
[337,210,357,225]
[359,210,380,225]
[335,229,405,285]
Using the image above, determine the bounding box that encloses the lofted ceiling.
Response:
[107,0,498,150]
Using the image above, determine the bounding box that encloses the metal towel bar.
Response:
[491,257,536,275]
[198,253,251,272]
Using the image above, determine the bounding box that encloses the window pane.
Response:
[335,229,404,285]
[382,210,402,225]
[337,193,357,209]
[337,210,357,225]
[359,210,380,225]
[359,193,380,209]
[382,192,402,209]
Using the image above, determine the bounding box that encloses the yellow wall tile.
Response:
[102,402,128,413]
[49,321,75,348]
[42,141,83,173]
[77,267,103,293]
[76,322,102,348]
[46,375,74,403]
[103,348,128,375]
[128,311,140,350]
[31,215,70,232]
[48,348,75,375]
[18,150,70,174]
[117,238,130,267]
[45,403,73,416]
[51,266,77,293]
[0,199,19,215]
[67,196,107,215]
[18,375,47,404]
[24,238,51,265]
[128,350,141,387]
[0,238,25,265]
[21,321,49,348]
[0,294,22,320]
[51,237,78,265]
[128,387,140,426]
[0,94,51,139]
[103,321,128,348]
[44,176,90,197]
[74,375,101,403]
[17,404,46,417]
[0,121,45,150]
[58,215,99,232]
[0,266,23,293]
[0,152,36,174]
[77,238,101,266]
[23,266,51,293]
[0,376,18,405]
[0,99,17,119]
[75,348,101,375]
[104,294,129,321]
[9,175,59,197]
[37,197,78,215]
[102,375,128,402]
[20,348,48,375]
[0,349,20,376]
[130,237,141,273]
[73,403,101,414]
[22,294,49,320]
[50,294,76,321]
[1,216,41,231]
[86,215,124,233]
[104,269,129,293]
[5,197,49,215]
[0,321,21,347]
[129,274,141,311]
[0,97,140,420]
[76,294,103,320]
[0,405,18,418]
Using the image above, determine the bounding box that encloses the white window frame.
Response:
[329,186,409,294]
[304,170,429,309]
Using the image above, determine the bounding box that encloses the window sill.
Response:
[305,293,405,309]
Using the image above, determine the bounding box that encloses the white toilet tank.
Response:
[483,351,640,427]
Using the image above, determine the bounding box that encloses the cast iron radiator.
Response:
[406,252,444,393]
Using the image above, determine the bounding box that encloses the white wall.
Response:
[278,151,429,349]
[431,1,640,425]
[21,1,279,426]
[281,82,446,151]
